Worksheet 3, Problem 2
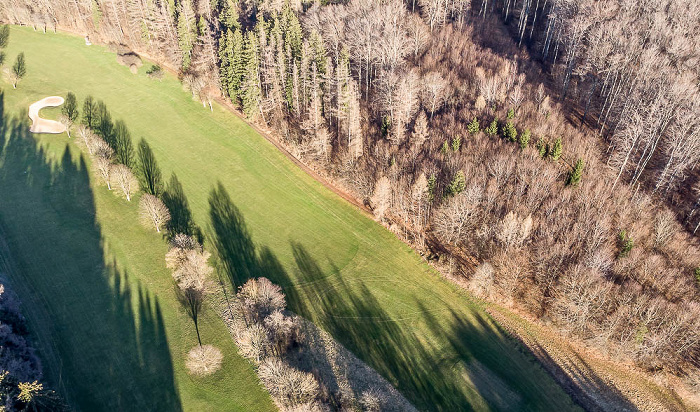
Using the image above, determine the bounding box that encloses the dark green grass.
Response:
[0,26,581,411]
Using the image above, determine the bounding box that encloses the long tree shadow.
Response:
[207,183,474,410]
[204,181,636,411]
[0,95,181,411]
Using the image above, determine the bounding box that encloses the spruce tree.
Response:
[485,119,498,136]
[452,136,461,152]
[536,137,547,158]
[467,117,479,134]
[309,30,327,76]
[241,30,261,119]
[502,121,517,142]
[566,158,584,187]
[447,171,466,196]
[82,95,96,128]
[550,137,563,161]
[114,120,135,168]
[177,0,196,71]
[519,129,531,149]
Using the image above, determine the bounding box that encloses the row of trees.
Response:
[64,92,224,376]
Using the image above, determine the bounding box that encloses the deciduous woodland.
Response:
[2,0,700,398]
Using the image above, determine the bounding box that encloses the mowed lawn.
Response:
[0,26,580,411]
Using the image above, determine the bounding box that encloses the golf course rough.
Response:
[0,26,581,411]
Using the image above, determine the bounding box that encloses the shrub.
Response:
[146,64,164,79]
[618,230,634,258]
[694,267,700,285]
[485,119,498,136]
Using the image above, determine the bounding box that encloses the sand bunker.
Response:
[28,96,66,134]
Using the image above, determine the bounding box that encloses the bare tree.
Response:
[185,344,222,376]
[258,358,320,407]
[139,193,170,232]
[110,164,138,201]
[421,71,450,119]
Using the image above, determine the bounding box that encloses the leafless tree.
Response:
[139,193,170,233]
[421,71,450,119]
[185,344,223,377]
[110,164,138,201]
[258,358,320,407]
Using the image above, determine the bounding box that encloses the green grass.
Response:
[0,26,580,411]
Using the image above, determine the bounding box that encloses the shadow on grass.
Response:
[0,93,181,411]
[208,182,597,411]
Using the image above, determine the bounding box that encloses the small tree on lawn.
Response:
[139,193,171,232]
[111,164,138,201]
[60,92,79,137]
[11,52,26,88]
[137,139,163,197]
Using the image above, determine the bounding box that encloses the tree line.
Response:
[3,0,699,387]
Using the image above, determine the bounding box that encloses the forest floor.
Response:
[0,26,578,411]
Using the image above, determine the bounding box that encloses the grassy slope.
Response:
[0,26,580,411]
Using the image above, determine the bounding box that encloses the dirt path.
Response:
[28,96,66,134]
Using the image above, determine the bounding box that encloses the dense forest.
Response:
[2,0,699,386]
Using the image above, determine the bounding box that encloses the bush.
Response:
[618,230,634,258]
[694,267,700,285]
[146,64,164,79]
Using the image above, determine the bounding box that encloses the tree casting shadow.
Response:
[0,94,182,411]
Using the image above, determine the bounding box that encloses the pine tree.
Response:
[452,136,461,152]
[447,171,466,196]
[536,137,547,158]
[427,174,437,203]
[281,4,303,64]
[219,0,240,31]
[82,95,97,128]
[177,0,197,71]
[114,120,135,168]
[566,158,584,187]
[519,129,531,149]
[550,137,563,161]
[507,108,515,119]
[467,117,479,134]
[241,30,262,119]
[502,121,517,142]
[485,119,498,136]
